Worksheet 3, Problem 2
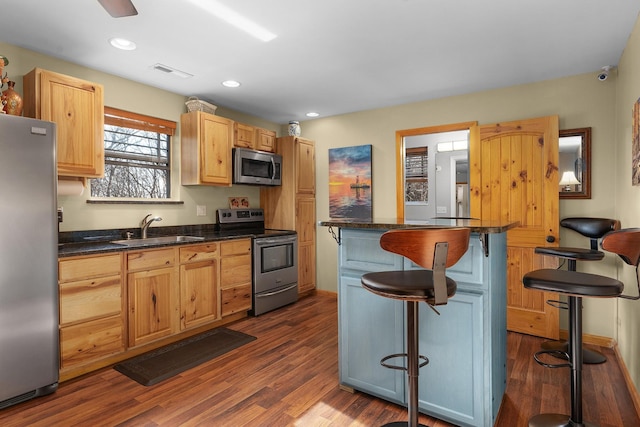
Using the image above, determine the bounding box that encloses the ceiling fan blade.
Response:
[97,0,138,18]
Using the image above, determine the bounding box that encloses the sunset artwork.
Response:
[328,145,372,219]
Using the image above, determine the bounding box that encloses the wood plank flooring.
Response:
[0,293,637,426]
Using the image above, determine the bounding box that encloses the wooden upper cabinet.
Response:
[296,137,316,194]
[256,128,276,152]
[180,111,233,186]
[23,68,105,178]
[234,122,256,149]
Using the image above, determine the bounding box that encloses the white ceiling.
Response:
[2,0,639,124]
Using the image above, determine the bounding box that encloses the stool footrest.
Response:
[546,299,568,310]
[380,353,429,371]
[533,350,572,369]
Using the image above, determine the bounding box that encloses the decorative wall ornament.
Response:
[328,144,372,219]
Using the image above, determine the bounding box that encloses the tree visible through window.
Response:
[91,107,176,199]
[405,146,428,203]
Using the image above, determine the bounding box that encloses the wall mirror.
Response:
[559,127,591,199]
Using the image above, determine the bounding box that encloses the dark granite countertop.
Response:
[58,224,261,258]
[318,218,519,233]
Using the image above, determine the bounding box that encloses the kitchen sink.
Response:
[111,235,205,247]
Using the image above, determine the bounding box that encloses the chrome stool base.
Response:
[529,413,598,427]
[382,423,428,427]
[540,340,606,365]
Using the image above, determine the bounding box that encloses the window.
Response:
[91,107,176,199]
[405,146,428,203]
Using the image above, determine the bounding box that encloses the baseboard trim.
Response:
[315,289,337,299]
[613,343,640,420]
[558,329,615,348]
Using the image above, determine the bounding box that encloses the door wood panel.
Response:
[470,116,560,339]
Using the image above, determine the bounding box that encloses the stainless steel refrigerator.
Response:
[0,114,59,409]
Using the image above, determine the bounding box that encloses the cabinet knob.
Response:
[546,235,556,243]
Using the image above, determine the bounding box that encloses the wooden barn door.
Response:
[470,116,560,339]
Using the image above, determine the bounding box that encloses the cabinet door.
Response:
[200,113,233,185]
[296,138,315,194]
[339,275,405,404]
[235,122,256,149]
[180,259,219,329]
[256,128,276,152]
[128,266,179,347]
[38,69,104,178]
[418,292,485,426]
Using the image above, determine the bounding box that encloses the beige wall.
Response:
[614,15,640,391]
[0,42,280,232]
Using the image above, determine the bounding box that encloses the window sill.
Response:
[87,199,184,205]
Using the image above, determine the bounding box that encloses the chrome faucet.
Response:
[141,214,162,239]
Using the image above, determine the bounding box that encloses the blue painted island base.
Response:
[332,227,509,427]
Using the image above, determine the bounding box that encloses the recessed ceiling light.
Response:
[222,80,241,88]
[306,112,320,117]
[109,37,136,51]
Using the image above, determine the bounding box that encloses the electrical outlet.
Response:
[57,207,63,223]
[196,205,207,216]
[436,206,447,214]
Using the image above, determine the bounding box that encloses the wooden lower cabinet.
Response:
[58,253,124,372]
[127,248,179,347]
[58,238,253,380]
[220,239,252,316]
[179,243,220,330]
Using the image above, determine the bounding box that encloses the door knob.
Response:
[546,236,556,243]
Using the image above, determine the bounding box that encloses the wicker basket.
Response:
[185,96,217,114]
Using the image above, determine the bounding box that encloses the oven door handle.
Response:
[256,283,298,298]
[255,236,297,246]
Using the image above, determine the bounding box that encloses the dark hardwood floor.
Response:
[0,293,637,426]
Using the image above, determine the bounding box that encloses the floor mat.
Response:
[114,328,256,386]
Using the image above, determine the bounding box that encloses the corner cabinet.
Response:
[23,68,105,178]
[261,136,316,294]
[337,228,507,427]
[180,111,233,186]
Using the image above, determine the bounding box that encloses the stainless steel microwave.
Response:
[232,148,282,186]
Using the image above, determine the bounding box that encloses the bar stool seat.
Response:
[361,227,470,427]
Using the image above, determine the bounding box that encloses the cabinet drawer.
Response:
[220,239,251,256]
[220,254,252,288]
[59,254,121,282]
[127,248,175,271]
[221,284,251,316]
[60,315,124,369]
[179,243,218,263]
[60,275,122,325]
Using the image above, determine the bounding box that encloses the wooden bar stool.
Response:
[361,227,470,427]
[523,228,640,427]
[536,217,620,364]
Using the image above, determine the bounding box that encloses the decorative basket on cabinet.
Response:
[185,96,217,114]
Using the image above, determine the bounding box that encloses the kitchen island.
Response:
[319,218,518,427]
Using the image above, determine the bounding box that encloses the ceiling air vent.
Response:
[152,63,193,79]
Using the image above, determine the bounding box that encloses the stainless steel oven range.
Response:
[216,208,298,316]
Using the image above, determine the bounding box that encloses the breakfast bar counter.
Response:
[319,218,518,427]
